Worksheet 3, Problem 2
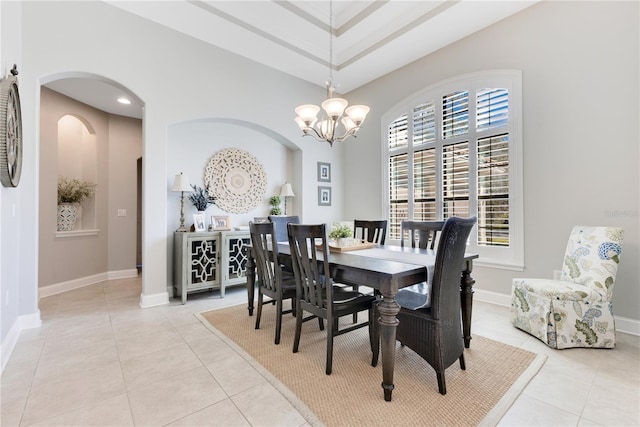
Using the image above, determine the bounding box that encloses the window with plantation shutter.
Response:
[388,153,408,240]
[442,142,469,219]
[442,91,469,139]
[383,71,523,269]
[413,148,436,222]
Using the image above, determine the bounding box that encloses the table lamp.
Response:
[280,182,295,215]
[171,172,193,232]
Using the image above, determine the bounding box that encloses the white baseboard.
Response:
[39,272,109,299]
[474,288,640,336]
[39,269,139,299]
[1,311,42,373]
[615,316,640,336]
[139,291,170,308]
[474,288,512,307]
[107,269,138,280]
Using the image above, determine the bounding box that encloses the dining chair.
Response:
[349,219,388,317]
[268,215,300,242]
[249,221,298,345]
[353,219,387,245]
[395,216,476,395]
[400,220,445,250]
[287,222,379,375]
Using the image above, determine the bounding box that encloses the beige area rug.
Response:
[197,303,545,427]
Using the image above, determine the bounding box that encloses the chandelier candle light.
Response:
[294,0,369,147]
[171,172,193,232]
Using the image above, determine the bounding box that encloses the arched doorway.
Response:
[38,74,144,296]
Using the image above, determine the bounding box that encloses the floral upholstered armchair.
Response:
[511,226,624,349]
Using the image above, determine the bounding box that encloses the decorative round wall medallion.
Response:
[0,71,23,187]
[204,148,266,213]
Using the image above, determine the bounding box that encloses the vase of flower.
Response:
[329,223,353,247]
[57,203,79,231]
[57,177,96,231]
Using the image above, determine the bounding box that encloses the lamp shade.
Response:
[295,104,320,123]
[345,105,370,124]
[171,173,192,192]
[321,97,348,118]
[280,182,295,198]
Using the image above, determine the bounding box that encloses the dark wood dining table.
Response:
[244,243,478,402]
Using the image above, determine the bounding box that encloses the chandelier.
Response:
[294,1,369,147]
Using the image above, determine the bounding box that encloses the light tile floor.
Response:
[1,276,638,426]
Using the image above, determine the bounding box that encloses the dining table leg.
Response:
[377,292,400,402]
[246,247,255,316]
[460,259,475,348]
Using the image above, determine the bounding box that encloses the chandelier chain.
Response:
[328,0,333,84]
[293,0,369,146]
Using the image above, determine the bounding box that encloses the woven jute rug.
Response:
[197,303,545,427]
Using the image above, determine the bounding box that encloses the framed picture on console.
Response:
[212,215,231,230]
[193,214,206,232]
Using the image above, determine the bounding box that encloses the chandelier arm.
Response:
[332,125,361,143]
[302,127,328,143]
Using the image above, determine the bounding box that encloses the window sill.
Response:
[56,229,99,238]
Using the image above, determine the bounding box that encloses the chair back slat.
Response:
[354,220,387,245]
[287,223,331,316]
[400,220,445,250]
[249,222,281,294]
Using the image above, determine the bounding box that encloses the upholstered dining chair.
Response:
[353,219,387,245]
[268,215,300,242]
[287,222,379,375]
[400,220,445,250]
[249,221,298,345]
[395,216,477,395]
[511,226,624,349]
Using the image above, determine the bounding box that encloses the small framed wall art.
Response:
[318,186,331,206]
[212,215,231,230]
[317,162,331,182]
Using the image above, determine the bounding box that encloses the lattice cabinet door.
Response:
[174,232,221,304]
[221,231,251,297]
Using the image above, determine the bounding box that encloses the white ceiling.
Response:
[44,0,538,119]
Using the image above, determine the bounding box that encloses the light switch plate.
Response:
[117,209,127,217]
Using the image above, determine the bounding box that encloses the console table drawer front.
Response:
[223,233,250,284]
[188,237,220,288]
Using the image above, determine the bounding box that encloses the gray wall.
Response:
[1,0,638,359]
[343,1,639,323]
[108,115,143,273]
[2,0,346,351]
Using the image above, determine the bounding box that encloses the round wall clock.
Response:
[0,67,23,187]
[204,148,266,214]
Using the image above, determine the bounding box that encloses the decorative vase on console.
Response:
[187,184,216,229]
[57,176,96,231]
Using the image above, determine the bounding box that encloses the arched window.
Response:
[383,70,523,269]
